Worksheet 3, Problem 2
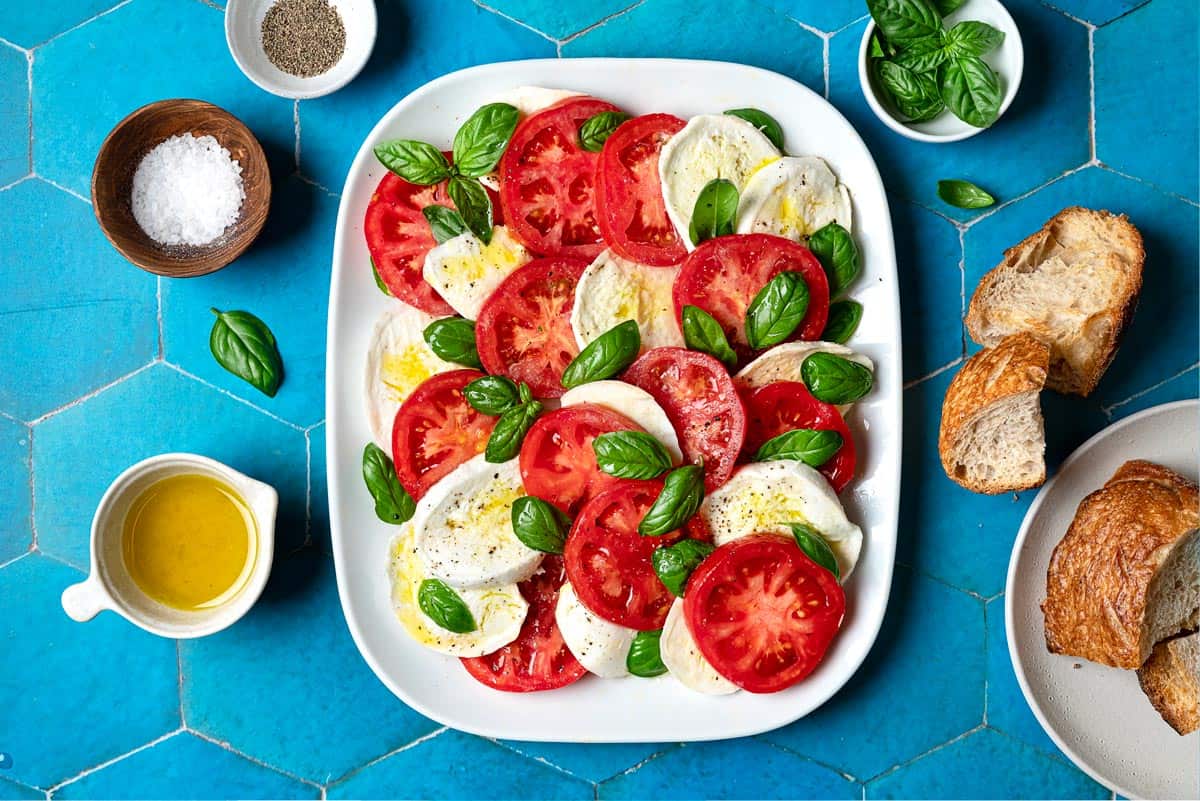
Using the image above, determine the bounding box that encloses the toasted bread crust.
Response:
[1137,634,1199,735]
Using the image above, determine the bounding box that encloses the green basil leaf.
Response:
[651,539,715,596]
[822,300,864,344]
[681,305,737,367]
[518,382,533,405]
[801,352,875,404]
[485,401,543,463]
[878,60,944,122]
[866,0,943,43]
[724,108,784,151]
[936,178,996,209]
[373,139,452,185]
[639,465,705,537]
[465,375,521,415]
[807,222,860,297]
[452,103,520,178]
[689,178,738,245]
[745,271,810,350]
[209,308,284,397]
[945,20,1004,57]
[931,0,967,13]
[893,32,948,73]
[511,495,571,554]
[370,256,391,296]
[362,442,415,524]
[579,111,632,152]
[447,176,493,245]
[417,578,476,633]
[753,428,844,467]
[593,431,673,479]
[940,56,1002,128]
[423,317,482,368]
[561,320,641,389]
[788,522,841,581]
[870,30,898,59]
[626,629,668,677]
[423,205,468,244]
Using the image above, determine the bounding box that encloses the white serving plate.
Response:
[1006,399,1199,799]
[326,59,902,741]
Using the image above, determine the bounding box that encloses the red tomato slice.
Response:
[739,381,857,493]
[461,555,586,692]
[499,97,620,259]
[684,534,845,693]
[564,480,683,630]
[390,369,495,499]
[363,171,454,316]
[595,113,687,267]
[673,234,830,358]
[519,404,642,516]
[475,256,588,399]
[622,347,747,491]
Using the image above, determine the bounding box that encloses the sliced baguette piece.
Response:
[966,206,1144,397]
[938,333,1050,494]
[1138,632,1199,735]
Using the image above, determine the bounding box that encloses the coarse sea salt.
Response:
[131,133,245,247]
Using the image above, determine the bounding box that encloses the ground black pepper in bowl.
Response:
[261,0,346,79]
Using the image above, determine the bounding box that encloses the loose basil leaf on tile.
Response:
[689,178,738,245]
[209,308,284,397]
[681,305,737,367]
[485,400,543,463]
[807,222,860,297]
[465,375,521,415]
[932,0,967,14]
[822,300,864,344]
[593,431,673,479]
[878,60,944,122]
[639,465,705,537]
[447,175,493,244]
[893,32,949,74]
[788,522,841,581]
[579,111,632,152]
[866,0,943,44]
[511,495,571,554]
[754,428,844,467]
[423,317,482,368]
[724,108,784,151]
[561,320,641,389]
[373,139,452,185]
[417,579,476,633]
[452,103,520,178]
[801,352,874,404]
[652,539,715,596]
[940,56,1002,128]
[370,256,391,296]
[937,179,996,209]
[626,629,668,677]
[423,205,468,244]
[945,20,1004,58]
[362,443,415,525]
[745,271,810,350]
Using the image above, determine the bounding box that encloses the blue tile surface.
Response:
[0,44,27,186]
[1106,367,1199,421]
[0,0,115,49]
[1041,0,1150,25]
[481,0,635,39]
[0,417,30,563]
[499,740,668,784]
[0,777,41,801]
[892,200,964,381]
[984,597,1062,758]
[307,422,328,551]
[755,0,868,32]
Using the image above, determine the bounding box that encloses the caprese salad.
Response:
[359,86,874,695]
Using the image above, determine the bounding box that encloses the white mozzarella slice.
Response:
[660,598,739,695]
[364,306,457,447]
[735,156,853,240]
[422,226,530,320]
[570,249,684,353]
[479,88,583,190]
[560,380,683,464]
[414,455,543,589]
[555,582,636,678]
[734,341,874,414]
[699,461,864,580]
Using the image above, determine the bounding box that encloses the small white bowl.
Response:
[225,0,377,100]
[61,453,278,639]
[859,0,1024,143]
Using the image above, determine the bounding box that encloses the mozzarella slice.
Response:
[364,306,457,447]
[735,156,852,240]
[414,455,543,589]
[487,86,583,118]
[570,249,684,353]
[560,380,683,464]
[388,523,528,656]
[699,461,863,580]
[422,226,530,320]
[658,114,780,251]
[660,598,739,695]
[555,582,636,678]
[735,341,874,414]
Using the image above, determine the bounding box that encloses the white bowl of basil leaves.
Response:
[859,0,1023,143]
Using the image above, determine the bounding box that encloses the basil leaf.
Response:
[932,0,967,13]
[681,305,737,367]
[937,179,996,209]
[593,431,673,479]
[370,256,391,296]
[561,320,641,389]
[579,111,632,152]
[423,318,482,368]
[447,176,493,245]
[893,32,948,74]
[822,300,864,344]
[940,56,1002,128]
[878,60,944,122]
[373,139,452,185]
[452,103,519,178]
[724,108,784,151]
[651,539,715,596]
[788,523,840,581]
[639,465,705,537]
[485,400,543,463]
[745,271,810,350]
[209,308,284,397]
[945,20,1004,57]
[511,495,571,554]
[866,0,942,44]
[465,375,521,415]
[689,178,738,245]
[417,579,476,633]
[362,443,415,524]
[870,30,898,59]
[801,353,875,404]
[753,428,844,467]
[518,382,533,405]
[626,630,668,677]
[423,205,468,244]
[807,222,859,297]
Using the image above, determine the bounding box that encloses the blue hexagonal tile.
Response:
[479,0,636,39]
[762,566,985,779]
[0,0,115,49]
[499,740,669,784]
[0,43,28,186]
[984,596,1062,758]
[1040,0,1149,25]
[307,421,327,551]
[0,777,41,801]
[0,554,178,788]
[754,0,867,33]
[0,179,156,421]
[1105,366,1199,421]
[32,364,308,568]
[32,0,294,197]
[892,200,963,382]
[0,416,31,564]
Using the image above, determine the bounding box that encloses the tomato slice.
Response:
[622,347,747,491]
[740,381,857,493]
[363,171,454,315]
[673,234,830,358]
[390,369,495,499]
[475,256,588,399]
[684,534,845,693]
[499,97,620,259]
[519,404,642,516]
[595,113,687,267]
[461,555,586,692]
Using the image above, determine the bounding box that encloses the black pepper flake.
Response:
[261,0,346,79]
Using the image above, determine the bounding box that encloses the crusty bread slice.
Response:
[966,207,1144,397]
[939,333,1050,494]
[1138,632,1199,735]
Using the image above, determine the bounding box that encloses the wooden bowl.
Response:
[91,99,271,277]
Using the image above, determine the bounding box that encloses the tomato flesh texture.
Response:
[596,114,687,267]
[684,534,845,693]
[740,381,857,493]
[391,369,495,499]
[622,347,747,491]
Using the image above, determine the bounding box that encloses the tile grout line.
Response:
[156,277,164,359]
[470,0,561,46]
[863,723,986,786]
[899,559,989,601]
[0,550,32,571]
[1086,22,1097,163]
[0,174,34,193]
[28,360,156,426]
[36,548,89,575]
[1096,163,1200,208]
[26,422,36,550]
[958,225,967,359]
[323,726,449,791]
[185,729,324,792]
[25,47,32,174]
[303,427,313,546]
[902,356,962,390]
[556,1,646,47]
[35,174,91,205]
[161,361,307,432]
[1100,362,1200,417]
[486,739,600,785]
[45,728,184,795]
[980,601,989,726]
[595,744,680,789]
[759,738,860,783]
[293,100,302,171]
[33,0,134,50]
[176,640,187,728]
